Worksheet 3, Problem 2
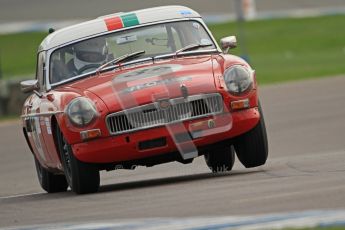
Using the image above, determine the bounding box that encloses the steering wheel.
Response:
[77,64,100,75]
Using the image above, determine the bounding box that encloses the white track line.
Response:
[0,192,45,200]
[1,210,345,230]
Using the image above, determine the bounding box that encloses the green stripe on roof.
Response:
[121,13,139,27]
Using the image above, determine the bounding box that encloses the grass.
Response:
[0,15,344,84]
[0,32,46,78]
[285,227,345,230]
[0,115,18,122]
[209,15,345,84]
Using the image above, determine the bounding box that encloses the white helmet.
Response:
[73,37,108,69]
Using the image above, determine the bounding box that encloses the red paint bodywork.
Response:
[22,53,260,171]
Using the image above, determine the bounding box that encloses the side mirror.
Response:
[20,79,39,93]
[220,36,237,54]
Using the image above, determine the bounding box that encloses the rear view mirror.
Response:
[220,36,237,53]
[20,80,39,93]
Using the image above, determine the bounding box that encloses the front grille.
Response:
[106,93,223,135]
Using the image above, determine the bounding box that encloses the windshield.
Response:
[49,20,216,84]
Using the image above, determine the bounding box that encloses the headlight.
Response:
[66,97,98,127]
[224,65,253,94]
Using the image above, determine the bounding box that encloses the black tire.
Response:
[34,158,68,193]
[56,126,100,194]
[234,102,268,168]
[204,144,235,173]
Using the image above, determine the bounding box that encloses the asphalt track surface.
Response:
[1,0,345,22]
[0,76,345,228]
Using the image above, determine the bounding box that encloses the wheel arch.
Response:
[51,115,63,163]
[22,127,34,155]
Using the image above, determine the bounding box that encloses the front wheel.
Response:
[34,158,68,193]
[204,144,235,173]
[56,126,100,194]
[234,102,268,168]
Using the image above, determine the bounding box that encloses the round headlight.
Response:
[66,97,98,127]
[224,65,253,94]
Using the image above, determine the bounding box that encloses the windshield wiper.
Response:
[175,43,213,56]
[96,50,145,74]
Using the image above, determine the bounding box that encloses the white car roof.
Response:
[38,5,201,51]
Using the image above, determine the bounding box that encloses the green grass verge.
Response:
[0,32,46,78]
[209,15,345,84]
[285,227,345,230]
[0,115,18,122]
[0,15,344,84]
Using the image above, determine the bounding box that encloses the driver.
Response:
[67,37,109,75]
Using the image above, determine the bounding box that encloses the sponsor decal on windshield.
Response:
[114,64,183,83]
[120,76,192,93]
[111,64,187,93]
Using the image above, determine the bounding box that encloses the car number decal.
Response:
[44,117,52,135]
[28,117,46,161]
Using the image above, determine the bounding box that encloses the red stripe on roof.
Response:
[105,17,123,31]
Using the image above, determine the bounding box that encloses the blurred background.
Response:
[1,1,345,229]
[0,0,344,118]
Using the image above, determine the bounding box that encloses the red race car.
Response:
[21,6,268,194]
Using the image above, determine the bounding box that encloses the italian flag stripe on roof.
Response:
[105,13,139,31]
[121,13,140,27]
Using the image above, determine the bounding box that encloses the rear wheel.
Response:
[34,158,68,193]
[56,126,100,194]
[204,144,235,173]
[234,102,268,168]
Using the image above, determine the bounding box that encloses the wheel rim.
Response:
[62,137,72,176]
[58,131,73,184]
[35,159,44,183]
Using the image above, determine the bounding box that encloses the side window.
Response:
[50,49,74,84]
[173,21,214,48]
[167,26,183,51]
[36,52,46,91]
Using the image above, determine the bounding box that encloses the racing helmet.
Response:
[73,37,108,69]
